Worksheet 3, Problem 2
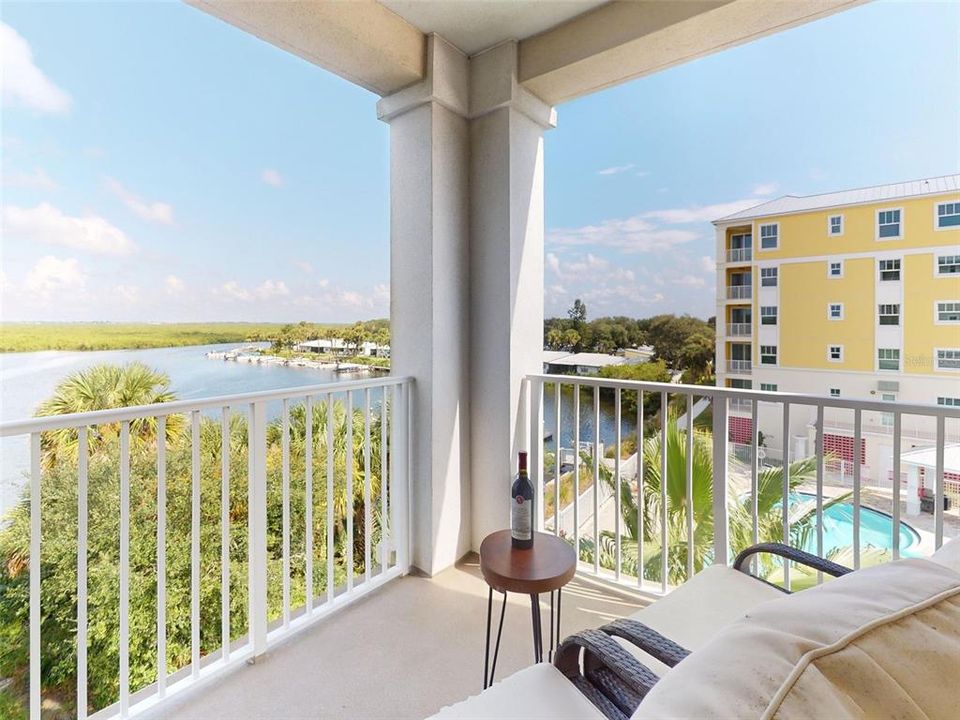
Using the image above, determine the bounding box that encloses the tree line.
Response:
[544,299,716,383]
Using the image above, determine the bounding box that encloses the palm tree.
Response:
[276,397,387,568]
[586,421,820,585]
[34,362,183,467]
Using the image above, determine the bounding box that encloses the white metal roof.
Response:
[548,352,626,368]
[901,443,960,474]
[543,351,572,363]
[714,174,960,224]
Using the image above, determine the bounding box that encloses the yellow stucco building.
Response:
[714,175,960,477]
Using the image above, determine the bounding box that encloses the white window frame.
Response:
[934,301,960,324]
[878,303,901,326]
[760,306,778,325]
[828,214,844,236]
[935,348,960,372]
[880,392,896,427]
[827,302,844,320]
[938,396,960,407]
[934,199,960,231]
[760,383,778,392]
[878,258,901,282]
[877,348,900,372]
[827,259,844,278]
[758,222,779,251]
[829,388,841,398]
[760,345,778,366]
[876,207,903,240]
[936,254,960,276]
[827,345,844,362]
[760,267,778,287]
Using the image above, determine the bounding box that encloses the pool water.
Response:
[791,492,921,558]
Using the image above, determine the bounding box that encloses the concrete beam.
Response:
[519,0,864,104]
[187,0,426,96]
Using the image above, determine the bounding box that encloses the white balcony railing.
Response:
[0,376,412,720]
[726,285,752,300]
[525,374,959,596]
[726,247,752,263]
[727,359,752,374]
[727,322,752,336]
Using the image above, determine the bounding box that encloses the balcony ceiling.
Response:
[379,0,607,56]
[190,0,863,103]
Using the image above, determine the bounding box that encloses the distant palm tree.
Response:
[35,362,183,467]
[583,421,820,584]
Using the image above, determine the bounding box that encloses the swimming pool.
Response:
[791,492,921,558]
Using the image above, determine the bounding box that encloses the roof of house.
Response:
[543,351,571,363]
[900,443,960,474]
[548,352,626,368]
[714,174,960,224]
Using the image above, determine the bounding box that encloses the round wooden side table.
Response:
[479,529,577,689]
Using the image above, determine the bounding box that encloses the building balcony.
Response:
[2,376,958,718]
[726,247,752,263]
[727,322,752,337]
[727,359,752,374]
[726,285,752,300]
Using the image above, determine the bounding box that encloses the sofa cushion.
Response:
[633,559,960,720]
[931,536,960,574]
[619,564,783,675]
[427,663,605,720]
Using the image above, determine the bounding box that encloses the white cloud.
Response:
[1,23,71,113]
[641,198,763,225]
[752,182,779,196]
[115,284,140,302]
[699,256,716,274]
[105,177,174,225]
[673,274,706,287]
[164,275,185,296]
[216,279,290,302]
[295,260,313,273]
[24,256,85,296]
[3,167,57,190]
[597,164,634,176]
[548,216,698,253]
[2,202,134,255]
[546,252,562,276]
[261,169,283,187]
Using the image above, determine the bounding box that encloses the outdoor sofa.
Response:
[429,539,960,719]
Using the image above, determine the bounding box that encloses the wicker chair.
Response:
[553,542,852,720]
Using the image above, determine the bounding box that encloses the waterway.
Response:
[0,345,631,513]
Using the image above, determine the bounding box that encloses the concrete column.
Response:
[378,36,472,575]
[378,37,555,574]
[468,42,556,550]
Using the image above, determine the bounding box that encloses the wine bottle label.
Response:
[511,496,531,540]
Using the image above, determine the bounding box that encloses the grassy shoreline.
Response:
[0,322,306,352]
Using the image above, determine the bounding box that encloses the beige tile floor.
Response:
[157,555,646,720]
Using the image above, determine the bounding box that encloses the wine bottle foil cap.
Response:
[518,451,527,471]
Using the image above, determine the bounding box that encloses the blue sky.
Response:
[2,1,957,323]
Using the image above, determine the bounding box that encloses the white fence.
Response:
[526,374,959,596]
[0,376,412,720]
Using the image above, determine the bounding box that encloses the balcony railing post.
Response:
[248,401,268,659]
[711,396,730,565]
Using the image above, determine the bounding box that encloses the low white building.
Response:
[295,338,390,358]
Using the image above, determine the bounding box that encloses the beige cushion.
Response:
[427,663,605,720]
[633,559,960,720]
[931,536,960,574]
[620,564,783,675]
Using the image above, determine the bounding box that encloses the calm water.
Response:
[0,346,630,513]
[0,343,360,513]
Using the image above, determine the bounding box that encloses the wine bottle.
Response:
[511,451,534,549]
